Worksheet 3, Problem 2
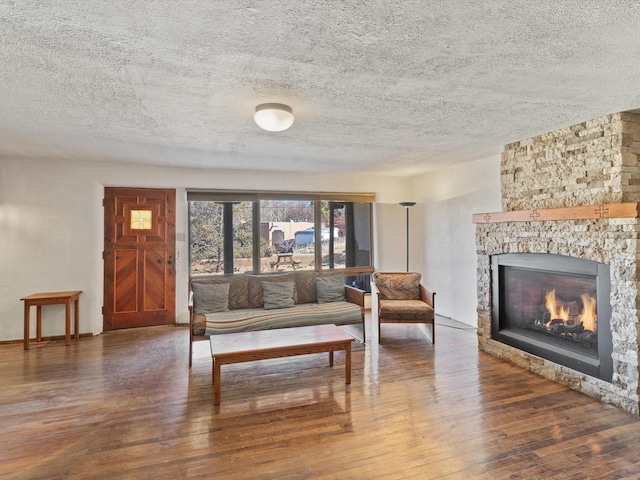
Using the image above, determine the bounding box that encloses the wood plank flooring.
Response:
[2,315,640,479]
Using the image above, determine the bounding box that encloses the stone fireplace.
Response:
[475,112,640,414]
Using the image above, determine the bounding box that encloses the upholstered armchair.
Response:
[371,272,436,343]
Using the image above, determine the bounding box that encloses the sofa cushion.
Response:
[262,281,295,310]
[191,274,248,310]
[315,274,346,304]
[247,274,297,308]
[373,272,421,300]
[204,302,363,335]
[192,282,230,314]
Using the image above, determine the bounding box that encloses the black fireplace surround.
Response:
[491,253,613,382]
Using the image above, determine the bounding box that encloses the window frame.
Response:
[187,190,375,276]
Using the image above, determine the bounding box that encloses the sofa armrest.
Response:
[345,285,365,307]
[420,284,436,309]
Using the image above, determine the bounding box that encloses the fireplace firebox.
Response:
[491,253,613,382]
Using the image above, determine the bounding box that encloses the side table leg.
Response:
[36,305,42,342]
[23,303,30,351]
[64,300,71,346]
[74,298,80,339]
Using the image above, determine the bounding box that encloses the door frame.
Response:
[103,187,176,330]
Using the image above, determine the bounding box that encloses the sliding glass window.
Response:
[321,201,372,269]
[189,201,253,275]
[260,199,315,272]
[188,191,373,277]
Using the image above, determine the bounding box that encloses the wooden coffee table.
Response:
[209,324,355,405]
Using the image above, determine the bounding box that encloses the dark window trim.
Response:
[187,189,375,203]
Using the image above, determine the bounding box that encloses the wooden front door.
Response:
[103,187,176,330]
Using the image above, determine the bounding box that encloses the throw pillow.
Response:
[192,282,230,314]
[261,281,295,310]
[247,274,297,308]
[315,275,346,304]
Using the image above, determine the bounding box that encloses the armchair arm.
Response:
[370,280,381,301]
[187,288,195,367]
[420,284,436,309]
[188,290,195,339]
[345,285,365,307]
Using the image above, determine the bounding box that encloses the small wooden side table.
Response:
[21,291,82,350]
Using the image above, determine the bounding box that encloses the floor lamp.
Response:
[399,202,416,272]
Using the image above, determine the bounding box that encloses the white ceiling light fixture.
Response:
[254,103,294,132]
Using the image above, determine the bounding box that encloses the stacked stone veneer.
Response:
[477,112,640,414]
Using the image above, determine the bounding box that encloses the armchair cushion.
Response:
[379,299,434,321]
[372,272,421,300]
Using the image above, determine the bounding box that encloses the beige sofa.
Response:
[188,270,366,366]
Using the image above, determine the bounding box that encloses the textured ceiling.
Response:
[2,1,640,176]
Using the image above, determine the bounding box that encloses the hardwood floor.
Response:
[2,315,640,479]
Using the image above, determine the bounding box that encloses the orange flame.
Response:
[545,289,570,322]
[544,289,597,332]
[579,294,597,333]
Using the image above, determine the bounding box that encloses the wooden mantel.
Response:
[473,202,640,224]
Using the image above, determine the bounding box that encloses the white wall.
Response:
[372,202,410,271]
[0,154,502,341]
[0,156,407,342]
[410,155,502,326]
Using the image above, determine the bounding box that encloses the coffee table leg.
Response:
[345,343,351,385]
[329,351,334,367]
[213,358,221,405]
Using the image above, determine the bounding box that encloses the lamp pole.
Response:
[399,202,416,272]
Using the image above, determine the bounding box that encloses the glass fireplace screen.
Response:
[501,267,598,355]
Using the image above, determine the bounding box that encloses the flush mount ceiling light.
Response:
[254,103,294,132]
